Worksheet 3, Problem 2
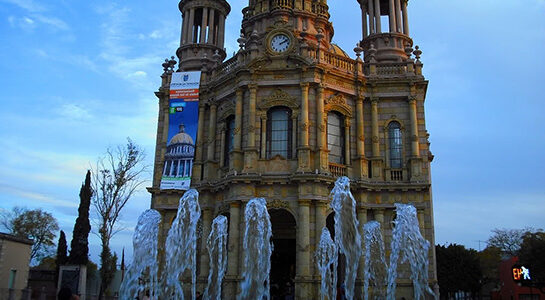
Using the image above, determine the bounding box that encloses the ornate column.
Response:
[298,83,311,172]
[361,3,368,38]
[219,123,226,167]
[199,8,208,44]
[388,0,396,32]
[188,8,196,43]
[409,97,420,157]
[232,88,244,171]
[356,201,367,282]
[208,9,216,44]
[291,114,298,159]
[401,0,410,35]
[218,14,226,48]
[316,85,328,172]
[181,10,189,44]
[417,208,425,236]
[248,84,257,148]
[374,0,381,33]
[375,208,385,225]
[296,199,311,298]
[368,0,375,34]
[260,113,267,158]
[356,96,365,157]
[371,98,380,158]
[207,103,217,161]
[199,207,213,278]
[344,119,351,165]
[244,84,258,172]
[193,104,206,181]
[300,83,310,147]
[226,201,241,298]
[395,0,402,33]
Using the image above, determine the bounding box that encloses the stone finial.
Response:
[354,43,363,59]
[162,58,170,73]
[237,33,247,51]
[413,45,422,62]
[163,56,177,74]
[368,43,377,63]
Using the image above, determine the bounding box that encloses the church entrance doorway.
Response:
[269,209,296,300]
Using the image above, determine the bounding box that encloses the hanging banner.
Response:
[160,71,201,190]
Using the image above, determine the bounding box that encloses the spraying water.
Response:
[238,198,273,300]
[119,209,161,299]
[162,189,201,300]
[362,221,387,300]
[204,215,228,300]
[316,227,338,300]
[386,203,435,300]
[330,176,362,299]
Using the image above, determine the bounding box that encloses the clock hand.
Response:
[279,39,289,45]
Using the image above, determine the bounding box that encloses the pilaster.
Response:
[298,83,311,172]
[243,84,258,173]
[296,199,311,299]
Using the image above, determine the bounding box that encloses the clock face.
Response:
[270,34,291,53]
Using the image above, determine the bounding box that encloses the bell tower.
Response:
[358,0,413,62]
[176,0,231,71]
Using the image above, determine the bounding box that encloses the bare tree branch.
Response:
[91,138,148,297]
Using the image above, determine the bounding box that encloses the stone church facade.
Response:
[149,0,438,298]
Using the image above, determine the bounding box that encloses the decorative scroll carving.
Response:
[218,99,235,121]
[324,93,353,117]
[268,199,290,209]
[259,89,299,110]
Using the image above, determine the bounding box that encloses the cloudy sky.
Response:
[0,0,544,264]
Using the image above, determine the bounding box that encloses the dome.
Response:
[169,124,194,146]
[329,43,350,58]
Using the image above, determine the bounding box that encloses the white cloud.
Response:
[0,0,46,12]
[32,14,69,30]
[0,183,78,208]
[56,103,93,120]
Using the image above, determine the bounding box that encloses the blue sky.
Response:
[0,0,544,264]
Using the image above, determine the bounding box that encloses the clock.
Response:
[270,33,291,53]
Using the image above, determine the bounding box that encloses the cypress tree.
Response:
[56,230,68,265]
[69,170,92,265]
[56,230,68,281]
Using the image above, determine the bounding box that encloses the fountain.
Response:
[316,227,338,300]
[120,178,436,299]
[162,189,201,300]
[118,209,161,299]
[362,221,387,300]
[238,198,273,300]
[330,176,362,299]
[204,215,228,300]
[387,203,435,300]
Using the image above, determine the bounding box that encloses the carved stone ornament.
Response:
[233,127,241,134]
[359,135,365,142]
[259,89,299,110]
[319,124,326,132]
[301,122,310,130]
[372,136,379,143]
[268,199,290,209]
[248,125,255,132]
[324,94,353,117]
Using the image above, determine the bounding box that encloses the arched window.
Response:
[327,111,345,164]
[224,115,235,166]
[388,121,403,168]
[267,106,292,159]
